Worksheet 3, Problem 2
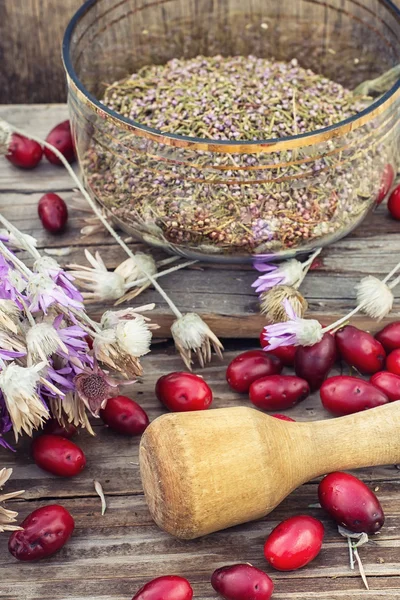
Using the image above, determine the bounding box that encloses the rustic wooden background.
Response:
[0,0,83,104]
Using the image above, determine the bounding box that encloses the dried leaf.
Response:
[353,547,369,590]
[94,480,107,515]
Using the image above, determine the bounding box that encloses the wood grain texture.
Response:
[0,1,83,104]
[1,103,400,339]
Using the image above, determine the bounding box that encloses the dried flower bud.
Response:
[171,313,224,370]
[260,285,308,323]
[356,276,394,320]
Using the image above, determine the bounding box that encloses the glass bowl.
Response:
[63,0,400,263]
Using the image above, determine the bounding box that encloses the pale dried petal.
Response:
[93,329,143,378]
[171,313,224,370]
[49,395,95,436]
[94,480,107,515]
[0,119,12,155]
[260,285,308,322]
[0,300,21,334]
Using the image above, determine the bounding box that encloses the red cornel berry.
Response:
[388,185,400,220]
[5,133,43,169]
[318,472,385,533]
[8,505,75,561]
[100,396,149,435]
[377,164,394,204]
[132,576,193,600]
[156,372,213,411]
[44,120,76,166]
[32,435,86,477]
[38,193,68,233]
[211,563,274,600]
[226,350,282,393]
[264,515,324,571]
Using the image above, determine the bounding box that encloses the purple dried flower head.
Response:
[34,257,83,306]
[262,299,323,350]
[252,259,305,294]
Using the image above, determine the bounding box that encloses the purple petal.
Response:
[283,299,297,321]
[252,263,278,274]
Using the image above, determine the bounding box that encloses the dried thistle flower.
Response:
[115,316,152,358]
[26,321,68,363]
[114,253,157,305]
[0,468,24,533]
[100,304,158,330]
[0,363,50,440]
[260,285,308,322]
[93,328,143,378]
[68,250,126,302]
[171,313,224,370]
[356,275,394,321]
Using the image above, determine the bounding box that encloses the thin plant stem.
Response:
[382,261,400,284]
[0,214,41,260]
[124,260,197,291]
[5,122,184,320]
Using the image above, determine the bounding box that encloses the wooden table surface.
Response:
[0,105,399,600]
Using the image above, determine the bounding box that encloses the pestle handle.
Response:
[300,400,400,479]
[140,403,400,540]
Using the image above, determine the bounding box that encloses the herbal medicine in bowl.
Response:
[80,55,397,261]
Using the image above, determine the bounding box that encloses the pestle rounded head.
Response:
[139,406,294,539]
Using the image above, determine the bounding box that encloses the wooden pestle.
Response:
[139,404,400,539]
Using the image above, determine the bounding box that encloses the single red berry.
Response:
[377,164,395,204]
[32,435,86,477]
[386,348,400,376]
[100,396,149,436]
[388,185,400,220]
[156,372,213,411]
[38,193,68,233]
[132,576,193,600]
[211,563,274,600]
[375,322,400,352]
[44,120,76,166]
[264,515,324,571]
[335,325,386,374]
[370,371,400,401]
[318,472,384,533]
[8,505,75,561]
[227,350,282,393]
[5,133,43,169]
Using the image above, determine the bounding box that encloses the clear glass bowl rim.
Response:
[62,0,400,151]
